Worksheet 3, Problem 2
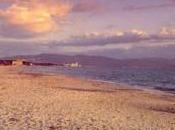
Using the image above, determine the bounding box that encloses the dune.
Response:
[0,66,174,130]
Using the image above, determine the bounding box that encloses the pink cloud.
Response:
[0,0,71,38]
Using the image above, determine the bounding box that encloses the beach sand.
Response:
[0,66,174,130]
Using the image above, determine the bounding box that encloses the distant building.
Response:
[12,59,25,66]
[64,62,82,68]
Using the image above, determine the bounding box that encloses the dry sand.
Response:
[0,66,175,130]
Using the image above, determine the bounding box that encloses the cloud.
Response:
[0,0,71,38]
[160,27,175,36]
[49,28,175,48]
[1,40,175,59]
[1,28,175,58]
[0,0,105,38]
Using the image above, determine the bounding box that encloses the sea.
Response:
[21,66,175,90]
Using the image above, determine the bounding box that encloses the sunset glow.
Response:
[0,1,70,33]
[0,0,175,58]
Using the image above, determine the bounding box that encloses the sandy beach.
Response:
[0,66,174,130]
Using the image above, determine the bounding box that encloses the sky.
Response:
[0,0,175,58]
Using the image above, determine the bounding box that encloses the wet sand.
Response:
[0,66,175,130]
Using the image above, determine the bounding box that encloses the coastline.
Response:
[19,65,175,95]
[0,66,175,130]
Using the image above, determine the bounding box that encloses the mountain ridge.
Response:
[2,54,175,68]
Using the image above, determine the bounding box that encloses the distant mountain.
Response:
[2,54,175,69]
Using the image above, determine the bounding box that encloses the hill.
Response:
[2,54,175,69]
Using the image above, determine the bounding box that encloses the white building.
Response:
[12,59,25,66]
[65,62,82,68]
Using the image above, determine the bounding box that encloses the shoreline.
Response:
[19,66,175,95]
[3,65,175,96]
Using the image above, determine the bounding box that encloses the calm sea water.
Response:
[21,66,175,89]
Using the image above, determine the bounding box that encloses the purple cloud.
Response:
[49,29,175,48]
